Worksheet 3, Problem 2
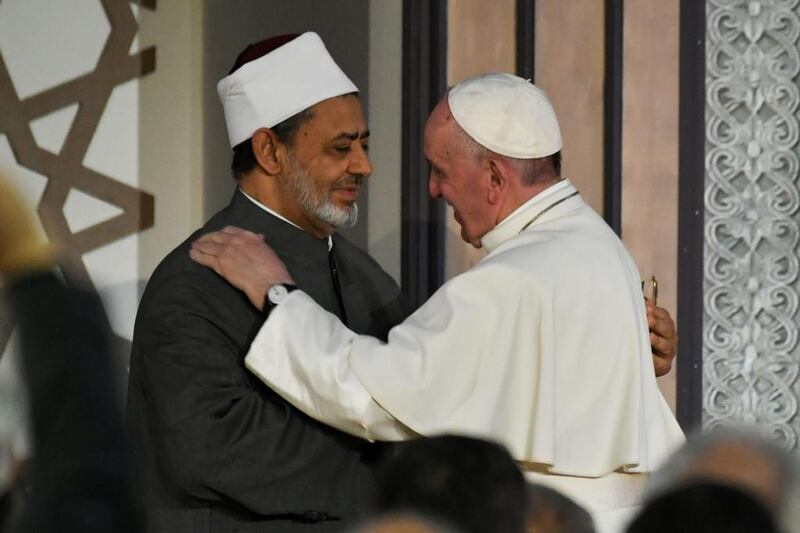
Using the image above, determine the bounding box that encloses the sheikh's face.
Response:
[284,95,371,228]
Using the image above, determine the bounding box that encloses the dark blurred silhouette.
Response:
[524,483,595,533]
[375,435,526,533]
[345,512,462,533]
[0,175,140,532]
[648,427,800,530]
[627,481,779,533]
[5,272,141,533]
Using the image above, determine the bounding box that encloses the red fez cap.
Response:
[229,34,301,75]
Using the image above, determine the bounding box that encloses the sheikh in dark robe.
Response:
[127,190,408,532]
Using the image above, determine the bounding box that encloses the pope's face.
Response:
[423,101,494,248]
[283,95,371,228]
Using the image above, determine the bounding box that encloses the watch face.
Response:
[268,284,289,305]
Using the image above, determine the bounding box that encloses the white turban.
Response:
[217,32,358,148]
[448,73,562,159]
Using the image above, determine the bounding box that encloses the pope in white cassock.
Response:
[190,73,685,532]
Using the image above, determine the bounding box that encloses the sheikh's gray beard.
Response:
[285,159,360,228]
[313,199,358,228]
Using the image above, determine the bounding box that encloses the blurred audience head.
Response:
[627,481,779,533]
[375,434,526,533]
[524,483,595,533]
[347,512,462,533]
[648,426,800,531]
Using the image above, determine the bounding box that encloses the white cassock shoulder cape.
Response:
[246,180,684,477]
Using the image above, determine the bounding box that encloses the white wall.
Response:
[138,2,206,276]
[0,0,204,484]
[367,0,403,283]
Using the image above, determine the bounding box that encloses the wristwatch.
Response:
[264,283,298,311]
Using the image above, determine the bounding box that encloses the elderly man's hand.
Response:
[0,175,52,281]
[190,226,295,311]
[647,300,677,377]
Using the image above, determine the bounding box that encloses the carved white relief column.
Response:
[705,0,800,447]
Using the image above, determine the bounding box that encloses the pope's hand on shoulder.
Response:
[647,300,677,377]
[190,226,294,311]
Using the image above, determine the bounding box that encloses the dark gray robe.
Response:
[127,190,408,532]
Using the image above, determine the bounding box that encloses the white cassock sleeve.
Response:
[245,240,683,475]
[245,290,417,441]
[245,262,545,449]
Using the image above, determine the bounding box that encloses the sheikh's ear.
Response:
[251,128,285,175]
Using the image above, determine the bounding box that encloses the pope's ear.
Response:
[487,158,509,205]
[251,128,284,175]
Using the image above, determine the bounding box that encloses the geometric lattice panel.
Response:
[0,0,157,355]
[29,104,80,155]
[704,0,800,450]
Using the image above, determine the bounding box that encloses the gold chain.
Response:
[518,191,579,233]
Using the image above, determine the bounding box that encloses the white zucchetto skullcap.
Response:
[448,73,562,159]
[217,32,358,148]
